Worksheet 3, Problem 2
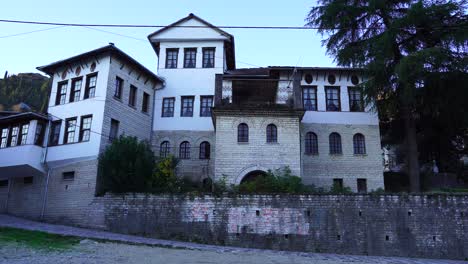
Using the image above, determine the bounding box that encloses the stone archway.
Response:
[235,165,269,185]
[240,170,267,184]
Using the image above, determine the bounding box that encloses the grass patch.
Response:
[0,227,80,251]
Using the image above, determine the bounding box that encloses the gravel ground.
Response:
[0,239,465,264]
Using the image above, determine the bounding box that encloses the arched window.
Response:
[179,141,190,159]
[329,132,342,154]
[160,141,170,157]
[199,141,211,159]
[238,123,249,143]
[353,133,366,154]
[305,132,318,155]
[266,124,277,143]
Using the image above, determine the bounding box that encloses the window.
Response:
[24,176,33,184]
[56,81,68,105]
[19,124,29,145]
[302,86,317,111]
[70,78,82,102]
[63,171,75,181]
[142,92,150,113]
[199,141,211,159]
[79,115,92,142]
[34,122,45,146]
[162,97,175,117]
[49,121,61,146]
[114,76,123,99]
[325,87,340,111]
[333,178,343,189]
[9,126,19,147]
[238,123,249,143]
[84,73,97,99]
[202,48,215,68]
[329,132,342,154]
[128,85,137,107]
[179,141,190,159]
[349,88,363,112]
[266,124,277,143]
[1,128,8,148]
[357,179,367,193]
[353,133,366,154]
[109,119,119,142]
[165,48,178,68]
[181,96,194,117]
[0,180,8,187]
[305,132,318,155]
[64,118,77,144]
[160,141,170,157]
[184,48,197,68]
[200,96,213,117]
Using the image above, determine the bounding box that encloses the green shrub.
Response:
[147,155,180,193]
[329,182,352,194]
[96,136,154,196]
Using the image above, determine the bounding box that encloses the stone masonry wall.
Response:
[152,130,215,182]
[86,194,468,260]
[301,123,384,191]
[214,115,302,184]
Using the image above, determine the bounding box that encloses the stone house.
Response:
[0,14,383,223]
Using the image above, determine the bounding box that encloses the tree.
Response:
[307,0,467,192]
[96,136,155,196]
[0,72,49,112]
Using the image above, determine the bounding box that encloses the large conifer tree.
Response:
[307,0,467,191]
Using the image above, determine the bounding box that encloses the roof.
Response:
[0,111,49,125]
[147,13,236,70]
[268,66,363,71]
[37,44,163,83]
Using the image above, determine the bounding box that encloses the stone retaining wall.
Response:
[85,194,468,260]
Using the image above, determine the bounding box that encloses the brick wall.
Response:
[87,194,468,260]
[301,123,384,191]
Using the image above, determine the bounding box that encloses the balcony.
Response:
[0,144,46,179]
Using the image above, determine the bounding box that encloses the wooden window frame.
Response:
[18,123,29,145]
[84,73,98,99]
[237,123,249,143]
[183,48,197,68]
[202,47,215,68]
[114,76,123,99]
[161,97,175,117]
[79,115,92,142]
[49,120,61,146]
[8,126,20,147]
[109,118,119,142]
[129,85,137,107]
[325,86,341,111]
[353,133,366,154]
[348,87,364,112]
[165,48,179,69]
[142,92,150,113]
[329,132,342,154]
[305,132,319,155]
[179,141,191,159]
[302,86,317,111]
[160,141,170,157]
[56,81,68,105]
[200,96,213,117]
[70,77,83,102]
[64,117,77,144]
[34,122,45,146]
[0,127,9,148]
[266,124,277,143]
[62,171,75,181]
[199,141,211,159]
[180,96,194,117]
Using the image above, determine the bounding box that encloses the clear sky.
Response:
[0,0,334,75]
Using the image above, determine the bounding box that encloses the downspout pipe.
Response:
[40,118,52,220]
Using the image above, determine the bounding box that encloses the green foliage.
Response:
[0,72,49,112]
[96,136,154,196]
[147,155,180,193]
[0,227,79,251]
[329,182,352,194]
[236,167,315,194]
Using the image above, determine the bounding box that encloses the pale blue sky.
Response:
[0,0,334,75]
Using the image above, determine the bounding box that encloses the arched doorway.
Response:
[240,170,267,184]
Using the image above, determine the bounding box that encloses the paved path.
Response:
[0,214,464,264]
